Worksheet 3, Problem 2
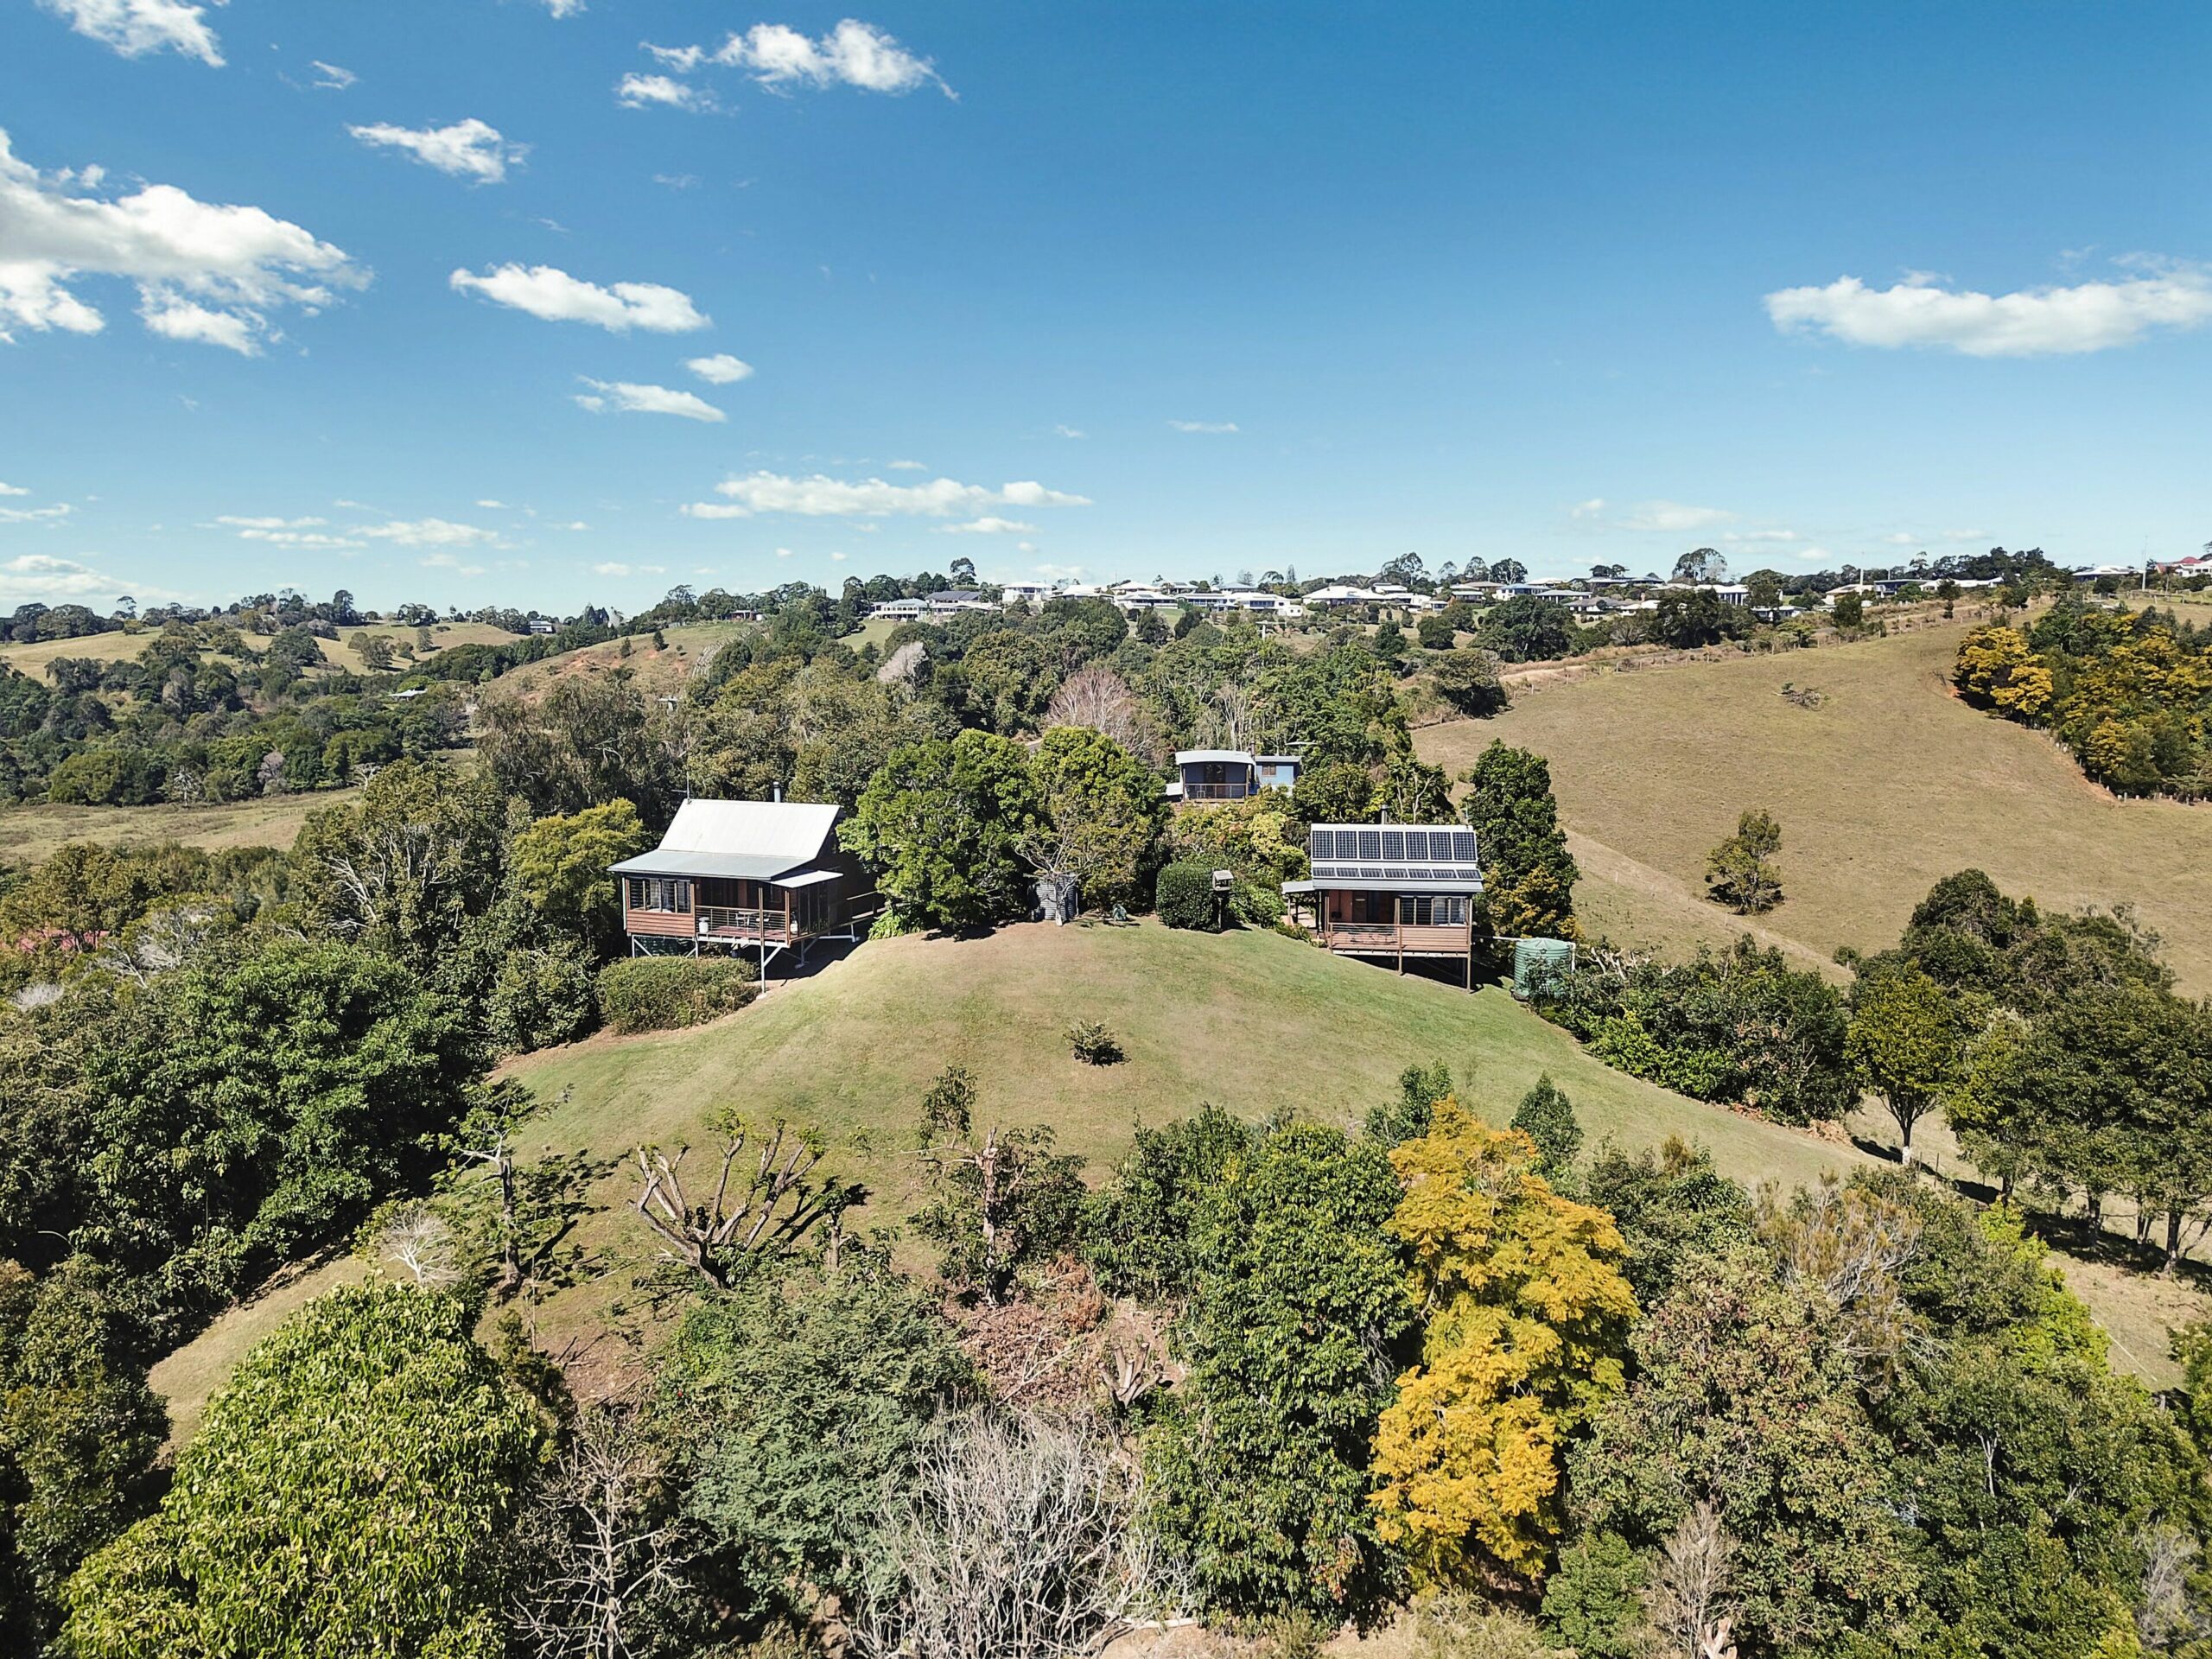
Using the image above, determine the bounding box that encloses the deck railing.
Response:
[696,906,793,942]
[1319,921,1472,956]
[1181,781,1254,801]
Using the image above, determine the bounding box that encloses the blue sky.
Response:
[1,1,2208,613]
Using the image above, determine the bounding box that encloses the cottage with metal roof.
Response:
[609,798,874,970]
[1283,821,1484,986]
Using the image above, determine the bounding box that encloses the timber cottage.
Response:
[610,798,873,971]
[1282,822,1484,986]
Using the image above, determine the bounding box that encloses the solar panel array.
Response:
[1306,825,1481,883]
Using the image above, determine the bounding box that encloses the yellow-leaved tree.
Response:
[1370,1096,1637,1585]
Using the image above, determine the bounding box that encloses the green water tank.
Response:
[1511,937,1577,1001]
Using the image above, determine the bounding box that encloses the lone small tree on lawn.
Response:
[1512,1074,1583,1178]
[1705,809,1783,915]
[1846,958,1979,1166]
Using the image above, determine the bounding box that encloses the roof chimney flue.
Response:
[772,781,783,804]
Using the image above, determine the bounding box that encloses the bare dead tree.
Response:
[877,638,928,694]
[376,1201,469,1290]
[1042,664,1147,754]
[1764,1175,1928,1379]
[513,1403,693,1659]
[2139,1523,2207,1650]
[1643,1500,1738,1659]
[854,1412,1189,1659]
[632,1111,848,1287]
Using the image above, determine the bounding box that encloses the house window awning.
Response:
[608,849,807,881]
[772,868,842,890]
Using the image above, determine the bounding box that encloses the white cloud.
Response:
[574,378,725,423]
[682,503,750,521]
[830,550,847,562]
[941,517,1037,535]
[538,0,583,15]
[449,264,707,332]
[694,20,949,95]
[210,514,365,550]
[355,518,502,548]
[0,483,28,496]
[1569,498,1607,519]
[556,521,588,531]
[1764,266,2212,357]
[1601,499,1735,533]
[475,499,508,509]
[1167,419,1238,434]
[0,127,363,353]
[685,353,753,385]
[701,470,1090,518]
[1721,529,1800,544]
[887,458,926,471]
[140,295,256,351]
[420,551,486,575]
[592,562,632,576]
[0,504,72,524]
[1052,424,1085,439]
[38,0,222,67]
[350,118,524,185]
[310,60,355,90]
[774,546,794,557]
[617,73,711,112]
[0,553,180,604]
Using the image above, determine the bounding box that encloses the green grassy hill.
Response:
[148,918,2204,1440]
[1417,619,2212,992]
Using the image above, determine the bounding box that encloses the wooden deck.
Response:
[1317,921,1475,958]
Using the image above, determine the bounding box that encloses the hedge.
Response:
[1155,861,1219,931]
[596,955,760,1034]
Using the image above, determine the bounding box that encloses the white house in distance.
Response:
[1166,748,1302,802]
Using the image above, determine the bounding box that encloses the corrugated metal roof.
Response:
[609,849,808,880]
[1174,749,1255,766]
[608,798,840,880]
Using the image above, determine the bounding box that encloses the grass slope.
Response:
[0,789,353,865]
[149,918,2193,1440]
[500,621,753,700]
[1416,620,2212,992]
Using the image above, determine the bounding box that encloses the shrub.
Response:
[595,956,759,1034]
[1154,861,1217,931]
[1065,1020,1122,1065]
[486,943,598,1054]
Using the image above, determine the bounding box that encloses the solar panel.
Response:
[1381,830,1405,861]
[1357,830,1382,860]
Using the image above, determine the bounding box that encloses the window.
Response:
[626,877,691,913]
[1405,894,1469,926]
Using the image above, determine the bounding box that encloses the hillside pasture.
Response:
[499,620,753,700]
[0,789,352,865]
[1417,620,2212,992]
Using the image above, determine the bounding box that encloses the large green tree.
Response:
[842,729,1044,931]
[1028,724,1167,907]
[664,1263,973,1623]
[291,759,508,971]
[1459,741,1578,941]
[79,939,479,1338]
[1147,1122,1412,1626]
[506,797,648,955]
[60,1283,544,1659]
